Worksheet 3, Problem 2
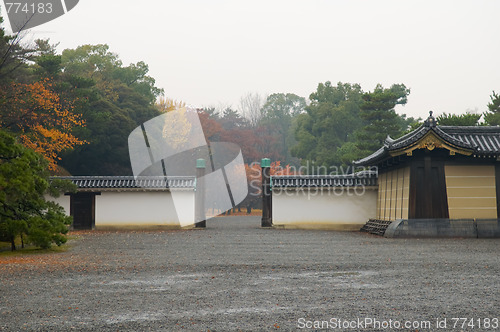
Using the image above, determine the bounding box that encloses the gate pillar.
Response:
[261,158,272,227]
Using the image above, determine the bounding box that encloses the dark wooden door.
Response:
[410,157,449,219]
[71,193,95,229]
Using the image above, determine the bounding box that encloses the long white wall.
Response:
[46,190,196,229]
[272,187,377,230]
[95,191,195,228]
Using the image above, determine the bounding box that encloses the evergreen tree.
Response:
[0,130,75,250]
[291,82,364,170]
[356,84,410,155]
[53,44,163,175]
[437,112,481,126]
[483,91,500,125]
[260,93,306,164]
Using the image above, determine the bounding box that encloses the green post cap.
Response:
[196,158,206,168]
[261,158,271,167]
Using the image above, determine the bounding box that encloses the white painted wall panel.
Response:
[272,187,377,230]
[95,191,195,228]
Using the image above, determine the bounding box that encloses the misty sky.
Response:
[2,0,500,119]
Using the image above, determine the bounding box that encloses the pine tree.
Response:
[483,91,500,125]
[356,84,410,154]
[437,112,481,126]
[0,130,75,250]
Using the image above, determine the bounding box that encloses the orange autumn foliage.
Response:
[0,79,86,170]
[245,160,298,194]
[245,161,297,181]
[269,161,296,176]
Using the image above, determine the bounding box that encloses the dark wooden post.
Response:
[195,158,206,228]
[261,158,272,227]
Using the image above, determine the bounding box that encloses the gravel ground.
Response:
[0,216,499,331]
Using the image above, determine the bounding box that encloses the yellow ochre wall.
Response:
[445,165,497,219]
[377,167,410,221]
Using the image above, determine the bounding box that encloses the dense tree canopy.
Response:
[291,82,365,169]
[1,25,88,172]
[0,16,79,250]
[0,78,86,170]
[260,93,306,164]
[290,82,417,172]
[55,44,163,175]
[0,130,75,250]
[356,83,411,155]
[2,37,165,175]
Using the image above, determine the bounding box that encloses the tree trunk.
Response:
[247,206,252,214]
[10,236,16,251]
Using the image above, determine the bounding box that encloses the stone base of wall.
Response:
[94,224,198,231]
[272,222,362,231]
[384,219,500,238]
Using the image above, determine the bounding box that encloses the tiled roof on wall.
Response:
[272,172,378,188]
[52,176,196,191]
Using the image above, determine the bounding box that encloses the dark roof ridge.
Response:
[386,125,430,150]
[384,125,427,148]
[439,125,500,133]
[353,146,386,165]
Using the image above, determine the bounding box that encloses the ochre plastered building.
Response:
[355,112,500,237]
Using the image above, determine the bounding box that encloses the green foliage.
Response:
[260,93,306,164]
[219,107,249,130]
[335,142,364,166]
[356,83,410,155]
[0,39,164,176]
[291,82,364,170]
[27,202,70,249]
[47,177,77,198]
[291,82,414,170]
[436,112,481,126]
[0,130,73,250]
[261,93,306,119]
[488,91,500,113]
[51,44,163,175]
[483,91,500,125]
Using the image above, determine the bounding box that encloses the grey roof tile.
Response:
[355,122,500,166]
[51,176,196,190]
[272,172,378,188]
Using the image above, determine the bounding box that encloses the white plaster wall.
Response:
[95,191,195,228]
[45,195,71,215]
[272,187,377,230]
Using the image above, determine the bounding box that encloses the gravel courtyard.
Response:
[0,216,499,331]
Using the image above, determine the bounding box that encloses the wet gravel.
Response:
[0,216,499,331]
